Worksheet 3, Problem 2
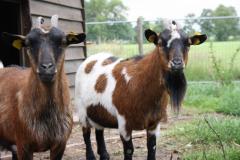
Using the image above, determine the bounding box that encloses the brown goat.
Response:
[0,15,86,160]
[75,20,207,160]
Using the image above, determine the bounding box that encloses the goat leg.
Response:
[16,144,33,160]
[120,135,134,160]
[95,129,109,160]
[147,132,157,160]
[50,142,66,160]
[83,127,96,160]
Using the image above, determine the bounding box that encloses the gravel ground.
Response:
[1,112,192,160]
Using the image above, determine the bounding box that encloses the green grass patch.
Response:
[216,85,240,116]
[87,41,240,80]
[184,83,240,115]
[165,116,240,160]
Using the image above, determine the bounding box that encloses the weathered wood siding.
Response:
[29,0,86,96]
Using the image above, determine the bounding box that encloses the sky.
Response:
[122,0,240,21]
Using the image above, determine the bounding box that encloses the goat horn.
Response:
[51,15,59,28]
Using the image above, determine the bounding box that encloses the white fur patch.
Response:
[75,53,122,128]
[40,28,49,34]
[148,123,161,137]
[36,16,44,28]
[121,67,131,83]
[88,119,104,130]
[117,113,130,141]
[167,30,180,48]
[0,61,3,68]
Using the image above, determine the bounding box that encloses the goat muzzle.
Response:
[168,58,185,72]
[38,63,56,83]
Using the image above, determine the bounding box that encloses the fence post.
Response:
[137,17,143,55]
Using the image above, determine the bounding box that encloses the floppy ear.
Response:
[189,34,207,45]
[144,29,158,45]
[66,32,86,45]
[2,32,25,50]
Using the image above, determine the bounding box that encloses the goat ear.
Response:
[189,34,207,45]
[66,32,86,45]
[145,29,158,45]
[2,32,25,50]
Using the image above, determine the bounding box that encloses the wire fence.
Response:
[86,16,240,81]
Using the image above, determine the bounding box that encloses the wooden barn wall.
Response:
[29,0,86,97]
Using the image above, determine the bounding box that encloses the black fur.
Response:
[107,56,118,63]
[120,136,134,160]
[147,134,156,160]
[121,55,144,62]
[165,71,187,111]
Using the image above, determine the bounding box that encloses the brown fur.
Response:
[0,49,72,160]
[94,74,107,93]
[110,47,169,134]
[85,60,97,74]
[87,105,118,128]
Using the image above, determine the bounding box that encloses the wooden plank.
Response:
[65,47,85,60]
[31,16,84,33]
[40,0,83,9]
[67,72,76,87]
[64,59,83,74]
[30,0,83,21]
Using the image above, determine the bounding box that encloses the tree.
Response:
[152,18,165,34]
[199,9,214,37]
[212,5,239,41]
[183,13,197,35]
[199,5,239,41]
[85,0,134,42]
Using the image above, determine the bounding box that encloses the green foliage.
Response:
[208,41,240,85]
[184,83,240,116]
[216,86,240,116]
[183,147,240,160]
[183,13,197,35]
[86,0,133,42]
[184,83,220,112]
[199,9,214,37]
[168,116,240,160]
[199,5,239,41]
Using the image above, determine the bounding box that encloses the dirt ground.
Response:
[0,111,193,160]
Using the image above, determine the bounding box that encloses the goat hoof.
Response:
[87,157,96,160]
[147,155,156,160]
[100,152,110,160]
[86,154,96,160]
[124,155,132,160]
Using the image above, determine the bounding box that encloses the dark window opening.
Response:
[0,1,21,67]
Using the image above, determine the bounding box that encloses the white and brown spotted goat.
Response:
[75,21,207,160]
[0,15,85,160]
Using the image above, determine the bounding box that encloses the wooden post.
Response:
[137,17,143,55]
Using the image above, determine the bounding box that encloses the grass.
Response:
[87,41,240,81]
[164,115,240,160]
[184,83,240,115]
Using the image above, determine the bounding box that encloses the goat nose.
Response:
[40,63,53,69]
[172,59,183,66]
